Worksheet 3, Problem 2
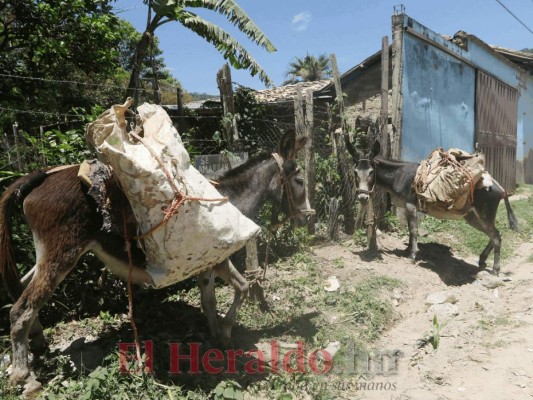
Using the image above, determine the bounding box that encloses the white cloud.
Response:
[292,11,311,32]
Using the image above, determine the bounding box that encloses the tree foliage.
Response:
[283,53,332,85]
[0,1,126,132]
[126,0,276,102]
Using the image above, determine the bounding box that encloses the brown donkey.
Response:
[0,130,311,394]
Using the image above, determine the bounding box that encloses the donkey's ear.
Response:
[369,139,381,159]
[345,133,359,162]
[278,129,296,160]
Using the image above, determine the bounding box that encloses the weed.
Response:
[212,380,244,400]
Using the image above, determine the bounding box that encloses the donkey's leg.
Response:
[18,265,46,354]
[405,203,419,260]
[10,251,79,394]
[213,260,249,344]
[198,268,219,339]
[464,211,501,274]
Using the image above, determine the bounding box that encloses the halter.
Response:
[355,158,376,195]
[271,152,314,226]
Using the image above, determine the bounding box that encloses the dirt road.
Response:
[314,233,533,400]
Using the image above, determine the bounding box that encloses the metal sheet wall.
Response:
[476,71,518,192]
[400,33,476,162]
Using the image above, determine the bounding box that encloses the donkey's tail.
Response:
[0,170,48,301]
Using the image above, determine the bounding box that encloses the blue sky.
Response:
[114,0,533,94]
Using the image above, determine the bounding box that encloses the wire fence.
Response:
[0,77,384,240]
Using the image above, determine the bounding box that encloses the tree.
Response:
[283,53,332,85]
[126,0,276,103]
[0,1,125,132]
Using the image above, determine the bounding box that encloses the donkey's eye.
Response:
[295,177,304,185]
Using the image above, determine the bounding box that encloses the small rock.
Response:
[476,271,503,289]
[321,341,341,359]
[324,275,340,292]
[425,291,458,305]
[428,303,459,320]
[493,288,499,298]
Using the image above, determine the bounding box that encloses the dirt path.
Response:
[314,233,533,400]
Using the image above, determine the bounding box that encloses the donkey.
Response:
[346,139,518,275]
[0,130,310,394]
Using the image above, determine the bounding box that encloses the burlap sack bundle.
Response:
[86,100,259,288]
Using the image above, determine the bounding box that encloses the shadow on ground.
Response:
[32,298,321,393]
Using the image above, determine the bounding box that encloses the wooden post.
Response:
[294,87,305,137]
[328,198,340,240]
[304,89,316,233]
[327,103,337,156]
[330,53,356,235]
[366,36,391,253]
[176,87,184,133]
[380,36,390,154]
[391,14,405,160]
[217,64,239,150]
[245,237,268,311]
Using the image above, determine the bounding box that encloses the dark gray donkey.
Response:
[346,139,518,275]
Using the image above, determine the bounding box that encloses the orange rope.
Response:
[128,130,228,241]
[121,127,227,370]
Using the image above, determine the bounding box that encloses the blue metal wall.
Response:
[401,33,475,162]
[521,75,533,183]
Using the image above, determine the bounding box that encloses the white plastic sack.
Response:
[86,101,259,288]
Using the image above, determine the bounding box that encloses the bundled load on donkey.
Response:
[413,147,493,218]
[85,99,260,288]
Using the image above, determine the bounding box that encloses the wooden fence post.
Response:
[294,87,305,137]
[217,64,239,150]
[330,53,356,235]
[304,89,316,234]
[176,87,185,133]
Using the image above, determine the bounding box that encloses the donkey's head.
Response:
[271,130,313,227]
[346,138,381,204]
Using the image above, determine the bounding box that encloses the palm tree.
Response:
[127,0,276,103]
[283,53,332,85]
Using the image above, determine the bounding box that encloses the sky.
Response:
[113,0,533,95]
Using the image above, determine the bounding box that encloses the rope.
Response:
[123,209,143,370]
[127,130,228,240]
[120,118,228,370]
[422,153,476,204]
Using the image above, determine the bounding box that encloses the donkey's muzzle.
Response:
[292,208,315,228]
[358,193,369,203]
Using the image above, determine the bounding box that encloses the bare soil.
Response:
[313,233,533,400]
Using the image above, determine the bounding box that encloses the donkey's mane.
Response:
[217,152,272,182]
